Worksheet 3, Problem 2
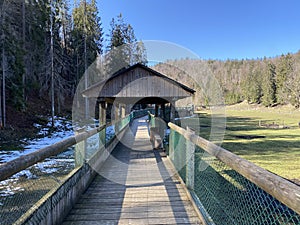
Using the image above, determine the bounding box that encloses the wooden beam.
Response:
[100,102,106,126]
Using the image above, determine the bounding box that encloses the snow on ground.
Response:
[0,117,123,200]
[174,115,196,121]
[0,117,75,199]
[0,116,74,164]
[106,125,115,142]
[165,128,170,135]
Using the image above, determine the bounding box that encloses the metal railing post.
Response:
[186,126,195,190]
[100,126,106,148]
[75,130,86,167]
[169,129,175,162]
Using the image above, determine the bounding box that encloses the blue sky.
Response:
[98,0,300,60]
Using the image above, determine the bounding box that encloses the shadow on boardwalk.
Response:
[63,117,202,225]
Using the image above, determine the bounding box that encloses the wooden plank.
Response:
[62,118,203,225]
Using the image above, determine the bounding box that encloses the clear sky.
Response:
[98,0,300,60]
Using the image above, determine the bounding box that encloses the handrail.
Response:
[168,122,300,215]
[0,110,151,182]
[0,110,149,225]
[0,125,105,182]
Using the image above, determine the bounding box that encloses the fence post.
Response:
[169,129,175,162]
[186,126,195,190]
[99,126,106,148]
[75,129,86,167]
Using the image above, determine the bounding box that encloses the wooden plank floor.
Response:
[62,117,202,225]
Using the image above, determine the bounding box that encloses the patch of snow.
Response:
[0,183,24,197]
[0,169,35,198]
[11,169,36,180]
[0,117,75,176]
[174,115,196,121]
[1,117,74,163]
[34,160,58,174]
[86,133,100,158]
[165,128,170,135]
[33,123,42,128]
[106,125,115,142]
[0,151,24,163]
[0,117,76,201]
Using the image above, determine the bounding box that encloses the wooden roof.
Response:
[82,63,195,104]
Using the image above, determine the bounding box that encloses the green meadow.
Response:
[181,103,300,183]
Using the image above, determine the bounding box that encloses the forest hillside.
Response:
[153,51,300,108]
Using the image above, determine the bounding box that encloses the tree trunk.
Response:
[2,47,6,128]
[22,0,26,105]
[0,49,3,128]
[84,0,89,119]
[50,0,55,127]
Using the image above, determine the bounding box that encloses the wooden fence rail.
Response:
[0,125,105,182]
[168,122,300,215]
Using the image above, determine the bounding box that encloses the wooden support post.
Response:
[161,104,166,121]
[115,104,119,121]
[100,102,106,126]
[95,102,100,127]
[122,105,126,118]
[99,102,106,146]
[170,101,176,123]
[119,104,122,119]
[186,126,195,190]
[115,104,119,133]
[155,104,159,117]
[126,104,131,114]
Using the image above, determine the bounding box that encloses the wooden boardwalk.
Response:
[63,118,202,225]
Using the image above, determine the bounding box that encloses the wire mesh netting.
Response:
[169,130,300,225]
[0,111,149,224]
[0,147,75,225]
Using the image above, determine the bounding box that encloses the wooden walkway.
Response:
[63,118,202,225]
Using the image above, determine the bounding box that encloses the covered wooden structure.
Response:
[82,63,195,125]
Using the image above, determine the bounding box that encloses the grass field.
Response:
[181,102,300,183]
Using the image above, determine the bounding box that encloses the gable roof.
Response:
[82,63,195,101]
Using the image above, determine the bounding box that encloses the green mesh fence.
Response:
[171,130,187,182]
[0,147,75,225]
[0,110,147,224]
[132,109,152,119]
[169,130,300,225]
[85,129,106,160]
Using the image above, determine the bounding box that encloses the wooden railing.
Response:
[163,121,300,225]
[168,122,300,215]
[0,125,105,182]
[0,109,150,182]
[0,110,149,225]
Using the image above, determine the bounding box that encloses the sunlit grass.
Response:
[181,104,300,182]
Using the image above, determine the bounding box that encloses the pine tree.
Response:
[285,58,300,107]
[71,0,103,119]
[242,65,262,104]
[276,54,293,104]
[132,41,147,65]
[106,14,147,75]
[0,0,26,127]
[262,62,276,106]
[72,0,103,83]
